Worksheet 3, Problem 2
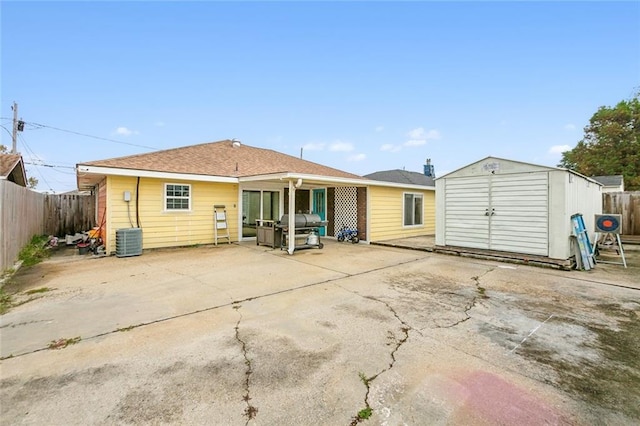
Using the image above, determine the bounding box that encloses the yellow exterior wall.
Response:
[106,176,239,253]
[368,186,435,241]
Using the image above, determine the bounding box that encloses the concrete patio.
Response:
[1,239,638,425]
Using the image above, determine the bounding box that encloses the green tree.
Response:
[0,144,7,153]
[27,176,39,189]
[559,92,640,190]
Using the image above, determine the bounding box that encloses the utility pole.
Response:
[10,102,24,154]
[11,102,18,153]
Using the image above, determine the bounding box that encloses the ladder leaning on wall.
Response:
[571,213,595,270]
[214,205,230,245]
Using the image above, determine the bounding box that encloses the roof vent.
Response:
[231,139,241,148]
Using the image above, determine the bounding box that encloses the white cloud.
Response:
[348,153,366,162]
[375,126,384,132]
[564,123,576,131]
[380,144,402,152]
[115,127,132,136]
[549,145,571,154]
[407,127,426,139]
[329,141,354,152]
[403,127,441,147]
[154,121,166,127]
[302,142,325,151]
[114,126,139,136]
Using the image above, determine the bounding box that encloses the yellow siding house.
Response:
[77,140,435,255]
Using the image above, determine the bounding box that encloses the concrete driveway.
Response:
[1,240,639,425]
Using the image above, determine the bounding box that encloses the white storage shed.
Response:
[435,157,602,261]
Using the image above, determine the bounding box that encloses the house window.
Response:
[165,183,190,210]
[404,193,423,226]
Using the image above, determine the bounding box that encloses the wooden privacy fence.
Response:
[603,191,640,235]
[1,180,45,271]
[0,180,95,270]
[44,193,95,238]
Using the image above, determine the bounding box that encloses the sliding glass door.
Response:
[242,190,280,238]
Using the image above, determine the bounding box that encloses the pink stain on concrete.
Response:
[453,371,562,425]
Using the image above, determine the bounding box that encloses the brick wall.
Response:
[327,187,335,235]
[357,187,367,241]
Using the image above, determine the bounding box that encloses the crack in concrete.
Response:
[233,304,257,425]
[431,266,496,330]
[0,319,53,329]
[2,252,427,360]
[336,288,416,425]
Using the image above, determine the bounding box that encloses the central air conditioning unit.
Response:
[594,214,622,234]
[116,228,143,257]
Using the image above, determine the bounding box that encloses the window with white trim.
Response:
[403,193,423,226]
[165,183,191,210]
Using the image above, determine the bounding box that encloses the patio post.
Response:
[287,179,296,255]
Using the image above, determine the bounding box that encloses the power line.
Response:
[25,121,159,150]
[24,161,75,170]
[18,133,54,192]
[4,124,76,171]
[0,124,13,140]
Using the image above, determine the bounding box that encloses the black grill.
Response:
[277,214,327,229]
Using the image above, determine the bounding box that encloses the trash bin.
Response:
[77,242,90,255]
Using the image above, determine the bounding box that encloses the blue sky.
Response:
[1,1,639,192]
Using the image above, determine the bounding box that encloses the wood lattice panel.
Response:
[333,187,358,236]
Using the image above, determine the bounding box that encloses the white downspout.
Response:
[287,179,296,255]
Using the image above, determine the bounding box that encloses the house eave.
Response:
[76,166,436,192]
[240,172,367,187]
[241,173,434,191]
[76,165,239,188]
[363,179,435,191]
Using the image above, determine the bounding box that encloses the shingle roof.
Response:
[364,169,435,187]
[0,154,27,186]
[591,175,624,187]
[79,140,363,180]
[0,154,20,177]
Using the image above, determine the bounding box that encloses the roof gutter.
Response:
[362,179,435,191]
[246,173,435,190]
[76,165,238,184]
[243,172,366,186]
[75,167,435,190]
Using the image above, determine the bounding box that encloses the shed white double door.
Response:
[444,172,549,256]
